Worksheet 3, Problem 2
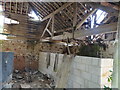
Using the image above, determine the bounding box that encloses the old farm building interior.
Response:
[0,1,120,89]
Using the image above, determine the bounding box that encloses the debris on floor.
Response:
[11,70,55,88]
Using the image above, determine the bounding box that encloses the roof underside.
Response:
[1,1,119,40]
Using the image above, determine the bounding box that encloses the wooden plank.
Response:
[41,2,73,21]
[79,3,89,11]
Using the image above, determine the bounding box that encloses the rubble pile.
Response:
[11,70,55,88]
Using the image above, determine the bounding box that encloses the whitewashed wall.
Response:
[38,52,113,88]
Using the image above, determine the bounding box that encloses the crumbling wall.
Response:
[38,52,113,88]
[34,43,65,54]
[1,40,27,55]
[101,41,115,58]
[1,40,38,71]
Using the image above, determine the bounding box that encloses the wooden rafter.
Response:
[54,8,97,33]
[79,3,89,12]
[41,2,73,21]
[73,2,77,27]
[76,9,97,29]
[3,2,119,41]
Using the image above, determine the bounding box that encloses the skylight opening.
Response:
[0,5,4,34]
[4,17,19,24]
[0,5,3,12]
[90,8,92,11]
[91,15,95,28]
[28,10,42,21]
[91,9,107,29]
[0,35,8,40]
[0,5,9,40]
[96,9,108,24]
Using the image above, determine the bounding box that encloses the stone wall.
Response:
[38,52,113,88]
[0,40,38,71]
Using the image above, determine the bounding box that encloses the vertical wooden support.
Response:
[26,3,29,14]
[10,0,11,12]
[51,16,55,38]
[72,2,77,39]
[15,0,17,13]
[21,2,23,14]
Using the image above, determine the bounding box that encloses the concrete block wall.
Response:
[67,56,113,88]
[66,56,101,88]
[38,52,113,88]
[39,52,63,79]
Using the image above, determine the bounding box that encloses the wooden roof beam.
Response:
[54,9,97,34]
[41,2,73,21]
[51,22,117,40]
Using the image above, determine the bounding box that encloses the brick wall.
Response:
[38,52,113,88]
